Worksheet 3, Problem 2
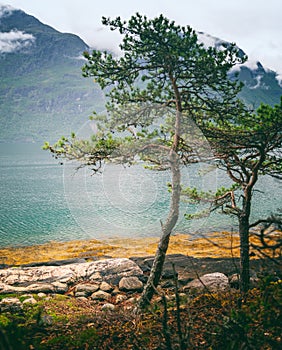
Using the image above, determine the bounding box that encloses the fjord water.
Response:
[0,143,281,248]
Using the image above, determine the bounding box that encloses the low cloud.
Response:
[276,74,282,87]
[0,4,15,19]
[0,30,35,53]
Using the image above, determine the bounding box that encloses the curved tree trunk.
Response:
[138,79,182,310]
[138,151,181,309]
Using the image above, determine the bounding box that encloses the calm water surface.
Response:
[0,143,281,247]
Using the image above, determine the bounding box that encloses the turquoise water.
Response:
[0,143,281,247]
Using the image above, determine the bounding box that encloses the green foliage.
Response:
[0,315,10,328]
[200,99,282,293]
[41,328,98,349]
[194,98,282,213]
[83,13,245,118]
[215,279,282,349]
[0,277,281,349]
[48,13,247,175]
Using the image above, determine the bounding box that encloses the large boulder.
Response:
[183,272,229,293]
[75,282,100,295]
[91,290,111,301]
[85,258,143,284]
[0,258,143,295]
[119,276,143,292]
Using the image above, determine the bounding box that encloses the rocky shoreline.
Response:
[0,253,280,312]
[0,232,280,313]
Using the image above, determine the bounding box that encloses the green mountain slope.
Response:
[0,6,103,142]
[0,5,281,143]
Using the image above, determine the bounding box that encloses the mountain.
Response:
[234,61,282,107]
[0,5,281,143]
[197,32,282,107]
[0,4,103,143]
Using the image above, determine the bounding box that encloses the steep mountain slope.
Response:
[0,5,103,142]
[0,5,281,143]
[197,32,282,108]
[235,62,282,107]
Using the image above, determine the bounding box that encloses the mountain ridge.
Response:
[0,5,281,142]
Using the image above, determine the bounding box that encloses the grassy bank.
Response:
[1,229,280,266]
[0,231,243,266]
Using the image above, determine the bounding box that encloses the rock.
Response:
[25,283,55,293]
[111,287,120,295]
[229,274,259,289]
[161,280,175,288]
[250,276,259,287]
[52,282,69,293]
[127,296,138,304]
[76,296,88,302]
[99,281,113,292]
[115,294,127,303]
[22,297,37,305]
[162,268,178,280]
[91,290,111,301]
[75,291,87,298]
[0,265,76,286]
[155,295,170,303]
[0,297,22,312]
[37,292,47,298]
[101,303,115,311]
[0,258,143,295]
[131,254,243,284]
[88,272,102,282]
[75,283,100,295]
[119,277,143,292]
[86,258,143,285]
[229,274,240,289]
[184,272,229,293]
[22,258,87,267]
[0,297,21,304]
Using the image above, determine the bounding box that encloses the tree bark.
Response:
[138,151,181,309]
[238,188,252,293]
[239,214,250,293]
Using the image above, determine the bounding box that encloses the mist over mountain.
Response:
[0,5,281,142]
[197,31,282,107]
[0,5,103,142]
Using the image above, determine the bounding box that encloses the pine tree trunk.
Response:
[239,214,250,293]
[238,189,252,293]
[138,151,181,309]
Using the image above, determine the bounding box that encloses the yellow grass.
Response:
[0,230,279,266]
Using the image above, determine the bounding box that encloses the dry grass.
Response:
[0,230,280,266]
[0,231,240,266]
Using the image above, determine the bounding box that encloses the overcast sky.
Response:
[2,0,282,76]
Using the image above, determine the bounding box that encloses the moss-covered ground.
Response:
[0,278,281,349]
